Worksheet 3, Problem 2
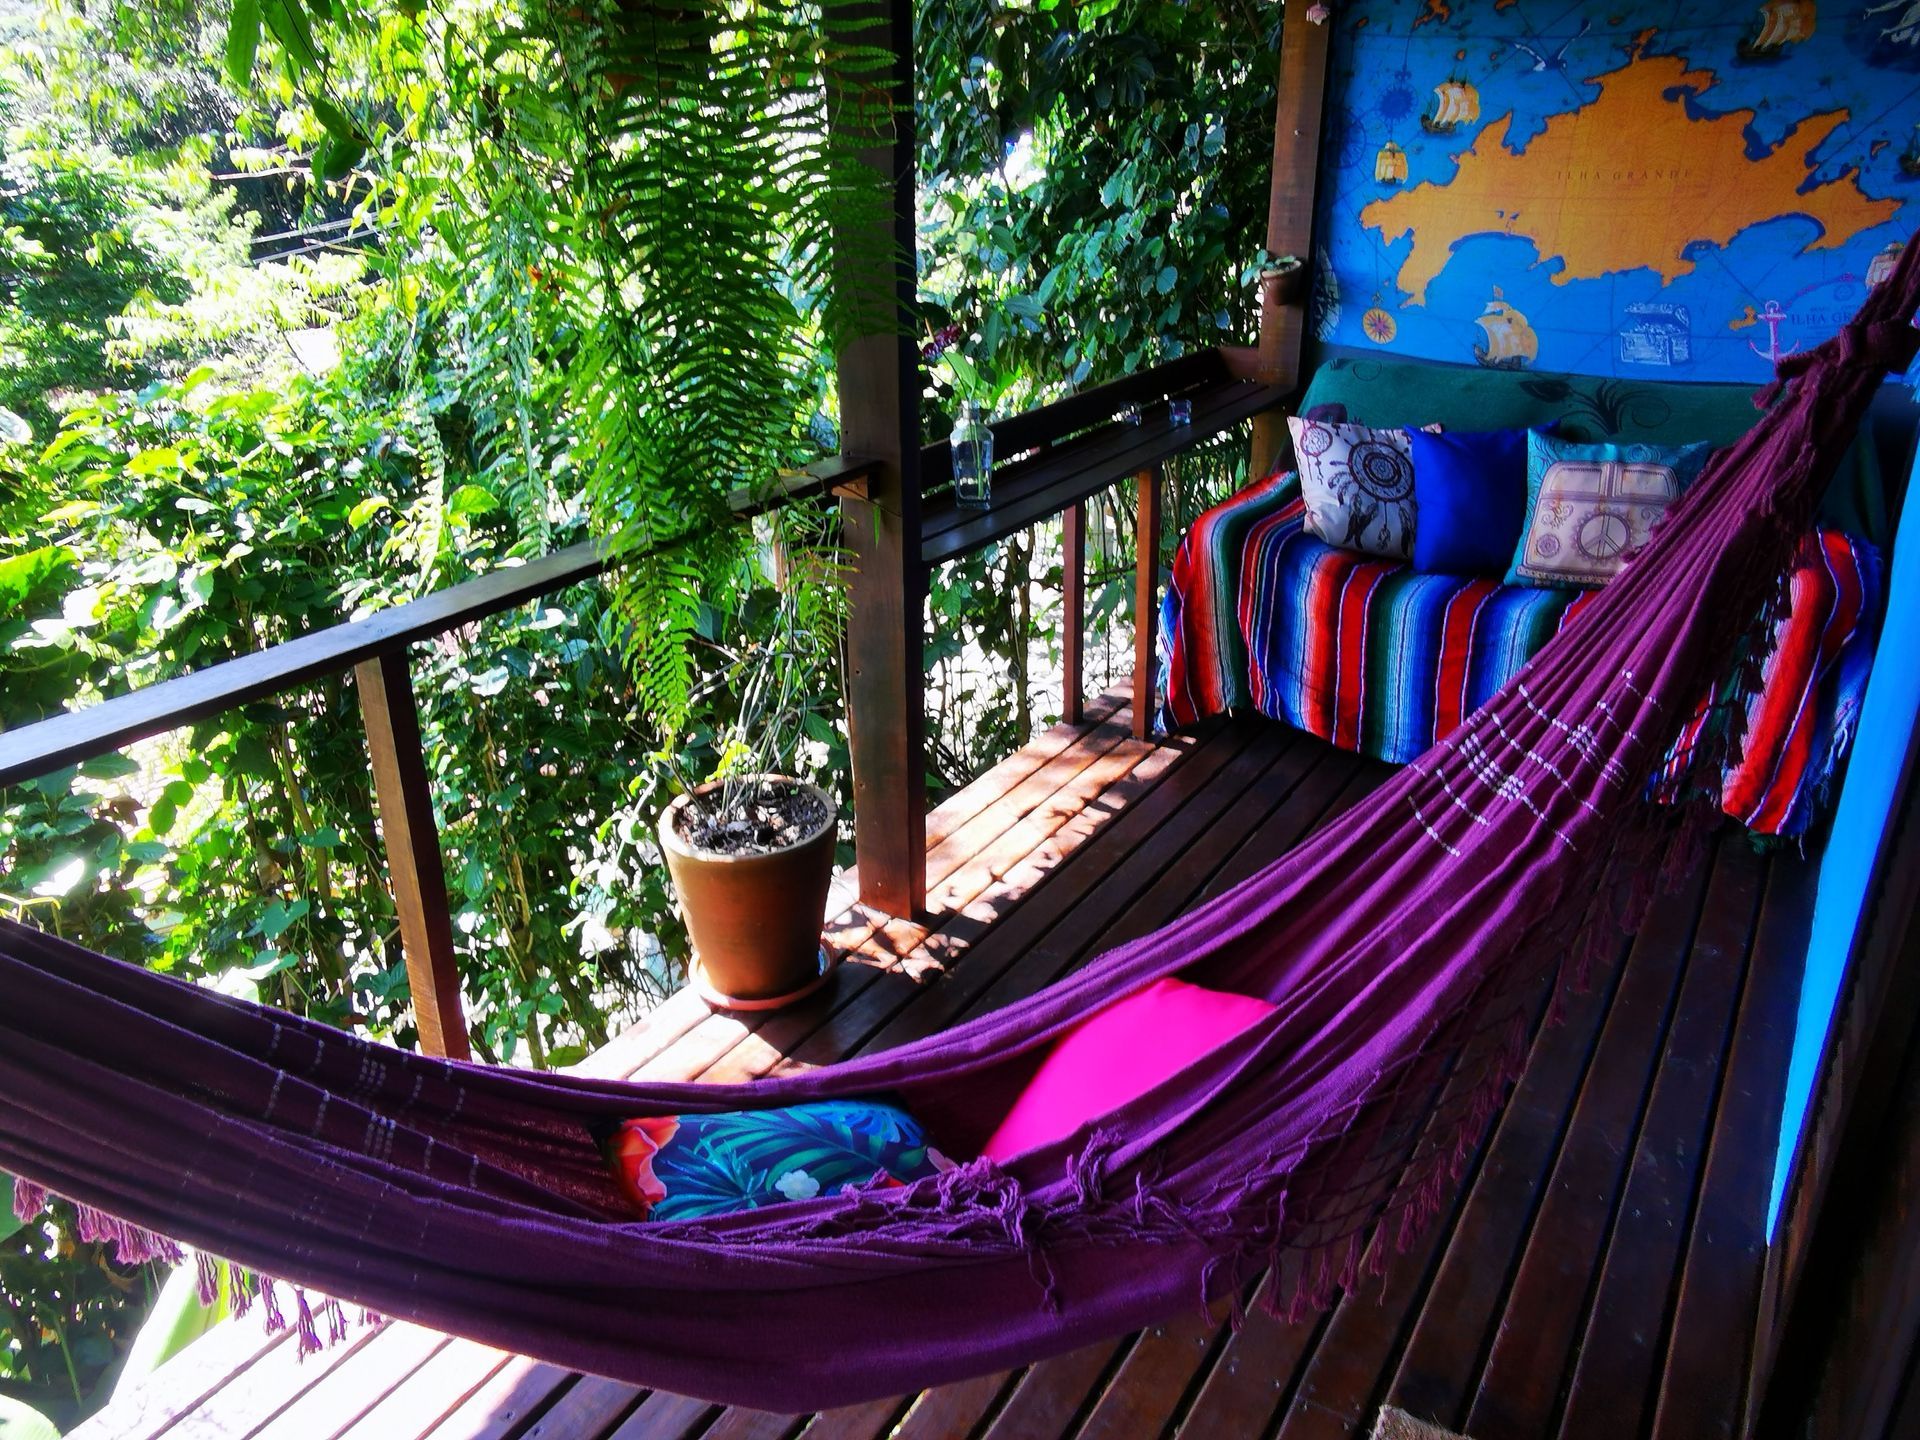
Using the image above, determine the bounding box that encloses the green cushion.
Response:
[1295,355,1886,544]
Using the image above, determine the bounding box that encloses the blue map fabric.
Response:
[1313,1,1920,383]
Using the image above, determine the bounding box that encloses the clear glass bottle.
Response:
[951,401,994,510]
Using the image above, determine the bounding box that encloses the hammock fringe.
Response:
[1,272,1914,1413]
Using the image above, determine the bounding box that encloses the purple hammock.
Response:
[4,250,1919,1413]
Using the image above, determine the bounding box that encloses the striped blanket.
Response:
[1158,471,1882,838]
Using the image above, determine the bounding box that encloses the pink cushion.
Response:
[978,977,1277,1161]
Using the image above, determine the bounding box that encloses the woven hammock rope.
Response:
[4,246,1918,1413]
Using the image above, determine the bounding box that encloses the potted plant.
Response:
[656,560,848,1009]
[1257,253,1308,306]
[659,773,837,1008]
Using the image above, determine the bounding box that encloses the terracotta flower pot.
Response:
[1261,258,1307,307]
[659,776,837,1005]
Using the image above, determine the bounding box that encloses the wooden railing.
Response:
[0,355,1287,1057]
[0,0,1329,1060]
[0,459,874,1059]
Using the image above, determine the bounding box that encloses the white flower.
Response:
[774,1169,820,1201]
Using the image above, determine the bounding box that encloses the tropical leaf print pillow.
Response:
[604,1099,951,1221]
[1287,415,1435,560]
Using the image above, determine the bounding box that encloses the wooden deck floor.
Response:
[74,687,1811,1440]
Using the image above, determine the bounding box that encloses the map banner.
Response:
[1314,0,1920,382]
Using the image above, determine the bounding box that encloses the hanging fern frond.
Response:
[234,0,896,767]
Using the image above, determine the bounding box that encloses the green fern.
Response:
[231,0,893,751]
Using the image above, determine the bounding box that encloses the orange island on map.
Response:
[1359,39,1899,307]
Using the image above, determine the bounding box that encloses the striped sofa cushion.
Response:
[1158,471,1881,839]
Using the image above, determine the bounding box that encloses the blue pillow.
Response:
[604,1099,948,1221]
[1408,428,1529,576]
[1506,432,1713,589]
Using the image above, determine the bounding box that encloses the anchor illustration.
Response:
[1747,299,1801,364]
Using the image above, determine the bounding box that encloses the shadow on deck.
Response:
[75,684,1809,1440]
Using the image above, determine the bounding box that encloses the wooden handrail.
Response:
[0,458,875,788]
[0,361,1285,1055]
[920,350,1235,492]
[920,368,1289,566]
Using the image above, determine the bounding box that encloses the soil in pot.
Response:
[673,779,832,858]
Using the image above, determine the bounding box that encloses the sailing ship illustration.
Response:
[1736,0,1815,60]
[1474,290,1538,370]
[1422,78,1480,134]
[1375,141,1408,186]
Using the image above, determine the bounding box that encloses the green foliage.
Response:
[0,1200,161,1432]
[214,0,888,738]
[0,5,352,435]
[917,0,1281,418]
[913,0,1276,793]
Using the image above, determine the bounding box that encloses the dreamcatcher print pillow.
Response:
[1287,415,1436,561]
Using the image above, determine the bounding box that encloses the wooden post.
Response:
[1062,501,1086,726]
[356,648,470,1060]
[835,0,925,918]
[1249,2,1334,479]
[1131,468,1163,740]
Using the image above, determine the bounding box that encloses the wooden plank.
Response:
[1556,844,1768,1440]
[843,722,1291,1054]
[1174,1276,1324,1438]
[1650,855,1817,1440]
[1075,1310,1226,1440]
[518,1375,645,1440]
[600,1391,717,1440]
[1063,502,1087,726]
[1190,750,1377,905]
[249,1325,450,1440]
[927,686,1125,848]
[658,717,1175,1088]
[793,1397,911,1439]
[976,1344,1120,1440]
[685,717,1194,1088]
[163,1322,385,1440]
[922,353,1228,493]
[834,0,923,919]
[415,1356,576,1440]
[356,648,470,1061]
[1132,470,1164,741]
[695,1410,803,1440]
[1277,1102,1507,1438]
[1270,929,1576,1440]
[333,1340,512,1440]
[567,989,715,1081]
[923,714,1139,893]
[1383,937,1636,1432]
[889,1373,1013,1439]
[69,1325,292,1440]
[1461,853,1718,1440]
